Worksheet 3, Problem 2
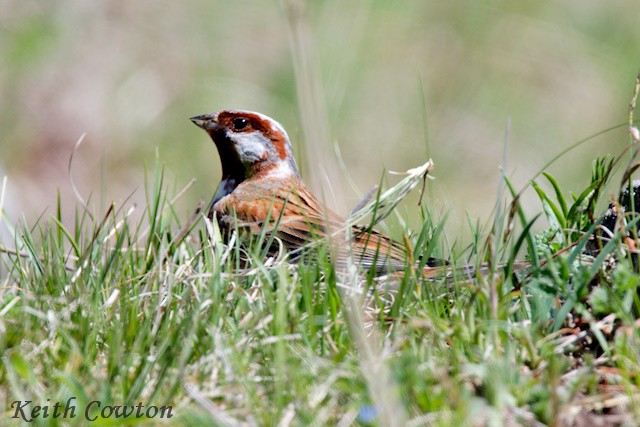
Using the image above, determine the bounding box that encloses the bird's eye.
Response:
[232,117,249,131]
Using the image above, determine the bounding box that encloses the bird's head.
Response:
[191,110,300,182]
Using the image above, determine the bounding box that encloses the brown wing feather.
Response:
[213,177,409,273]
[351,226,409,273]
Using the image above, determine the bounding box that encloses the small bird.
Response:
[190,109,431,275]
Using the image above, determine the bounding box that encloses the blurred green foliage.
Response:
[1,1,639,239]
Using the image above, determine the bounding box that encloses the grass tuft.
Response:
[2,138,640,426]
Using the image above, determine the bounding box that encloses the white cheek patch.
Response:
[266,161,295,179]
[229,130,269,163]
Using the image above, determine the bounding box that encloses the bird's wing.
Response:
[214,177,410,272]
[214,178,341,245]
[350,226,410,273]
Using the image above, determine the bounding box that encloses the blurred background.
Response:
[1,0,639,243]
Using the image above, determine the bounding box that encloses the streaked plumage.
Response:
[191,109,419,274]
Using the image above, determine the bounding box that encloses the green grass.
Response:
[2,138,640,426]
[4,2,640,426]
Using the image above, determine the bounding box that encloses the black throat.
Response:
[207,130,248,215]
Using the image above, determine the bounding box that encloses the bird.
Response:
[190,109,438,275]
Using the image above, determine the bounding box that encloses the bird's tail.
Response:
[421,260,531,281]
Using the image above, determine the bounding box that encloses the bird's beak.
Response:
[190,113,218,130]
